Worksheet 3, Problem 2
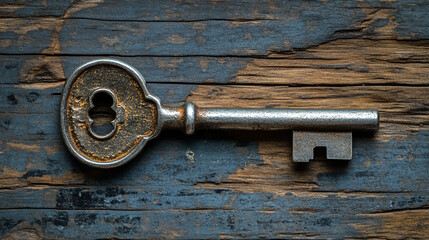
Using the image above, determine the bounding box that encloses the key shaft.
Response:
[162,102,379,134]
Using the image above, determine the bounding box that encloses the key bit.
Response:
[60,59,379,168]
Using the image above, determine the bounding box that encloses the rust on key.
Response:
[61,61,161,166]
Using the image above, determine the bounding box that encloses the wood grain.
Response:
[0,0,428,239]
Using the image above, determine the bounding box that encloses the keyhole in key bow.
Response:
[88,90,116,136]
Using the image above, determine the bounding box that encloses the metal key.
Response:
[60,59,379,168]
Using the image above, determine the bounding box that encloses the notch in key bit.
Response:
[293,131,352,162]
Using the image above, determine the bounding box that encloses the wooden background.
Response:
[1,0,428,239]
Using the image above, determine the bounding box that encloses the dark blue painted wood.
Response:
[1,1,428,56]
[0,186,426,213]
[0,209,375,238]
[0,19,357,55]
[0,129,427,192]
[0,56,251,85]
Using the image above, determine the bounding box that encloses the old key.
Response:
[61,59,379,168]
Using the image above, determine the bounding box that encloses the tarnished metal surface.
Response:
[61,59,162,168]
[193,108,379,131]
[61,59,379,168]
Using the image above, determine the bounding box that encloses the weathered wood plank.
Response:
[0,18,360,55]
[2,1,429,56]
[0,208,427,239]
[0,55,250,85]
[0,185,427,212]
[0,0,389,21]
[1,128,428,191]
[2,0,429,37]
[2,38,429,86]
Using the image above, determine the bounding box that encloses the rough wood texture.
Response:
[0,0,428,239]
